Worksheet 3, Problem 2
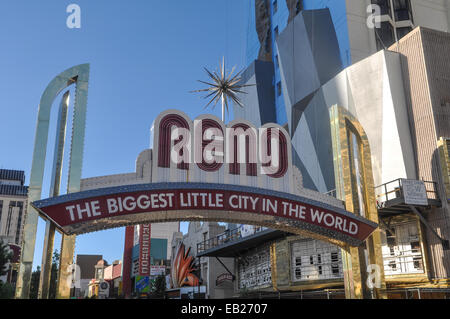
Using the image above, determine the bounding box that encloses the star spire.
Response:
[191,57,254,122]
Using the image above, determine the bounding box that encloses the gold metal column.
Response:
[38,91,70,299]
[38,222,56,299]
[56,234,76,299]
[330,105,387,299]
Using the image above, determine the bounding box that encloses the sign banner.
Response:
[216,273,234,286]
[32,182,378,246]
[139,224,151,276]
[150,265,166,276]
[401,179,428,206]
[135,275,150,293]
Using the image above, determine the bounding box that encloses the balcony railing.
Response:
[375,178,440,211]
[325,189,337,198]
[197,226,267,255]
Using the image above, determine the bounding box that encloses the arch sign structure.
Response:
[16,65,383,299]
[32,110,377,248]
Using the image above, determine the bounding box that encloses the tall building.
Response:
[210,2,450,298]
[389,27,450,278]
[0,169,28,246]
[244,0,450,127]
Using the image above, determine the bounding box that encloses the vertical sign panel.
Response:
[139,224,151,276]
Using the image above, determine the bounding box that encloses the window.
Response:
[375,21,395,50]
[6,202,15,235]
[0,200,3,227]
[202,232,208,243]
[396,26,412,40]
[275,54,279,68]
[291,240,343,282]
[273,0,278,14]
[277,81,282,97]
[15,201,23,244]
[381,222,424,275]
[393,0,412,22]
[238,245,271,289]
[371,0,391,16]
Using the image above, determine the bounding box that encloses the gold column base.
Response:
[38,221,56,299]
[56,234,76,299]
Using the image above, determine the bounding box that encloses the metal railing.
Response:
[197,226,267,254]
[374,178,439,208]
[325,189,337,198]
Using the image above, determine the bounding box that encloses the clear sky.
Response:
[0,1,251,268]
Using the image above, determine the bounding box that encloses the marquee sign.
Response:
[151,110,295,195]
[31,182,377,246]
[30,109,379,249]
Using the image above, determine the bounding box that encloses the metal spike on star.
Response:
[190,57,255,121]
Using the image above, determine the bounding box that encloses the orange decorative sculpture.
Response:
[171,243,199,288]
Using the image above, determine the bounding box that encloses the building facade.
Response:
[0,169,28,246]
[74,254,103,298]
[389,27,450,280]
[244,0,450,126]
[219,2,450,298]
[170,222,234,299]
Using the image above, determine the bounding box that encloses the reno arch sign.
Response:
[151,110,293,193]
[31,110,378,247]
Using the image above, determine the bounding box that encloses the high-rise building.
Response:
[0,169,28,246]
[243,0,450,127]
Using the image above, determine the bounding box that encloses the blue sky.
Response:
[0,1,251,268]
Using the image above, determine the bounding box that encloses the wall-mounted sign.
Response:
[150,265,166,276]
[135,275,150,293]
[401,179,428,206]
[98,280,110,299]
[138,224,151,276]
[216,273,234,286]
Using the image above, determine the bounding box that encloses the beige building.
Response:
[389,27,450,281]
[0,169,28,246]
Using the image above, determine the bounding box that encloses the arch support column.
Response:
[330,105,387,299]
[15,64,90,299]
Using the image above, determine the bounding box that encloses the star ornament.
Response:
[190,58,255,120]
